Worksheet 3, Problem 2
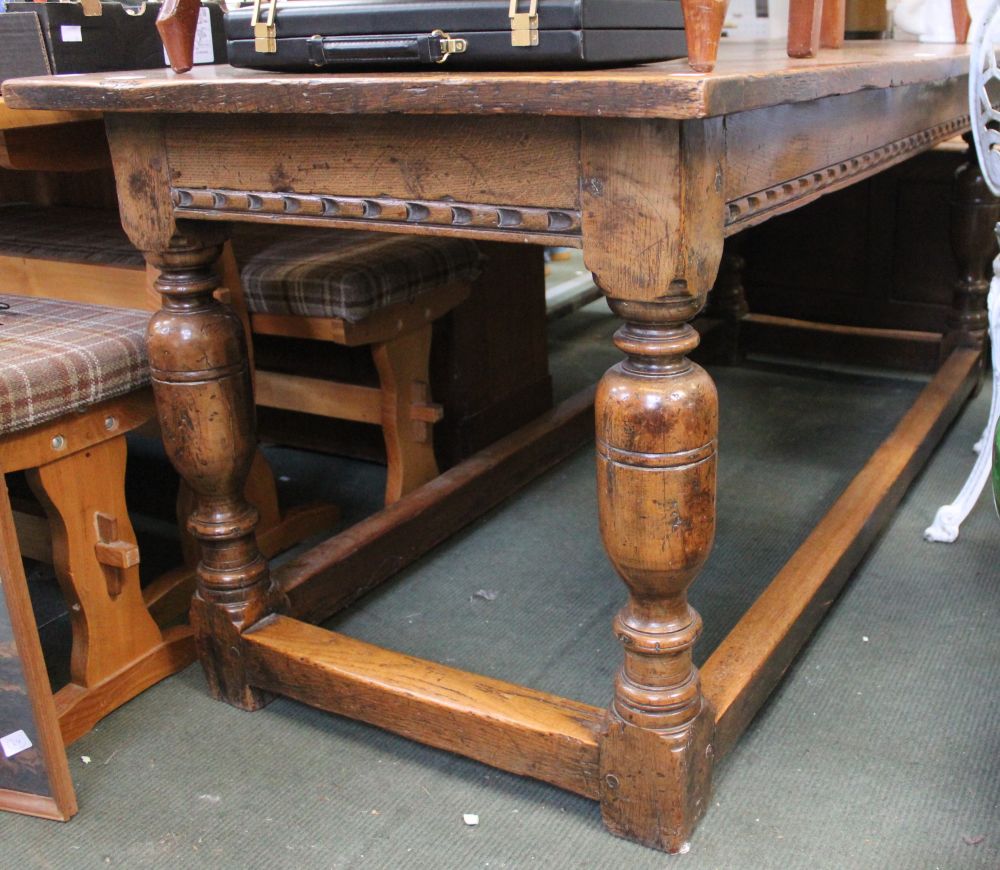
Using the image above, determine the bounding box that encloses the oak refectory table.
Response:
[4,42,993,852]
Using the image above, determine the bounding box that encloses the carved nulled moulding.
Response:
[725,116,970,231]
[171,187,582,241]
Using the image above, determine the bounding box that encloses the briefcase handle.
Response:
[306,30,468,66]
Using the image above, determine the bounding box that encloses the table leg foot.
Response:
[596,298,717,852]
[600,707,714,853]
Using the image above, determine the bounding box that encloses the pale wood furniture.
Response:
[0,297,194,749]
[0,109,338,719]
[0,202,479,506]
[230,228,482,503]
[0,98,105,174]
[5,42,991,851]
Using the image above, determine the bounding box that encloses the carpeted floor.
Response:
[6,301,999,869]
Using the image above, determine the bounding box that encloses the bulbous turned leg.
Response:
[597,296,717,854]
[946,133,1000,354]
[147,237,280,710]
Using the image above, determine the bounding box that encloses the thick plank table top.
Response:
[0,97,97,130]
[0,96,107,171]
[3,42,972,119]
[2,41,988,853]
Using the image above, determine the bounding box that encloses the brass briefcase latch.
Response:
[251,0,278,53]
[508,0,538,47]
[431,30,468,63]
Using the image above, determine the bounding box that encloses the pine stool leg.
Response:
[372,324,443,504]
[788,0,824,57]
[27,435,195,744]
[682,0,727,72]
[820,0,845,48]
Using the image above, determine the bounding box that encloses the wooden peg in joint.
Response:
[93,512,140,598]
[408,382,444,443]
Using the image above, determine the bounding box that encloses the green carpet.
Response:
[5,302,998,869]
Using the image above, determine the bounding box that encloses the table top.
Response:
[1,41,972,121]
[0,98,98,131]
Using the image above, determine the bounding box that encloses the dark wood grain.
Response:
[147,236,280,711]
[596,300,716,854]
[5,41,985,851]
[946,134,1000,351]
[2,43,973,121]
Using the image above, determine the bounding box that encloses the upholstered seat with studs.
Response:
[0,295,149,435]
[0,292,197,749]
[234,227,483,322]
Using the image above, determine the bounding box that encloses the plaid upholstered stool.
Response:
[235,228,482,504]
[0,295,196,745]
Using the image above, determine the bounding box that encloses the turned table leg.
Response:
[147,239,279,710]
[946,132,1000,354]
[596,296,717,853]
[706,236,750,365]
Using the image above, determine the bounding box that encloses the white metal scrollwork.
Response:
[924,6,1000,540]
[970,0,1000,196]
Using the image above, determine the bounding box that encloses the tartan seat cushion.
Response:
[0,204,145,268]
[0,296,149,436]
[233,227,482,323]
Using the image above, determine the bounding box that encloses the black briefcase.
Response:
[225,0,687,70]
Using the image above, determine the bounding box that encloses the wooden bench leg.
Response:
[596,300,716,853]
[26,435,195,745]
[0,476,77,819]
[372,324,442,504]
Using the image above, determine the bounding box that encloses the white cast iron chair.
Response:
[924,9,1000,541]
